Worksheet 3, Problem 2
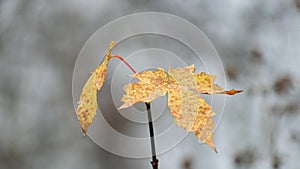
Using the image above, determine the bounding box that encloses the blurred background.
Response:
[0,0,300,169]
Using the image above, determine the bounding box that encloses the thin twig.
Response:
[111,55,159,168]
[146,102,159,169]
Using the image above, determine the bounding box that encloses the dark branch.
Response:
[146,102,159,169]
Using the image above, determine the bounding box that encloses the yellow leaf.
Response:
[196,117,217,152]
[76,73,98,134]
[76,41,115,134]
[119,82,167,109]
[167,66,200,130]
[194,72,243,95]
[168,65,197,88]
[194,72,223,94]
[119,68,168,109]
[132,68,168,85]
[189,97,215,132]
[167,66,217,150]
[95,41,115,90]
[167,85,200,129]
[119,64,243,152]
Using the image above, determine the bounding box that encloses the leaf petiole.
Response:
[110,55,137,73]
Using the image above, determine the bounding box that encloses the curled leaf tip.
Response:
[81,128,87,136]
[107,41,116,55]
[220,89,243,95]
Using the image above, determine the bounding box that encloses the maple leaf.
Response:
[76,41,115,134]
[75,40,242,152]
[119,68,169,109]
[119,65,242,152]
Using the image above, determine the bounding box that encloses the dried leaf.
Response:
[167,66,217,152]
[119,68,169,109]
[76,41,115,134]
[119,82,168,109]
[132,68,168,85]
[167,66,200,130]
[94,41,115,90]
[76,73,98,134]
[194,72,223,94]
[119,65,242,151]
